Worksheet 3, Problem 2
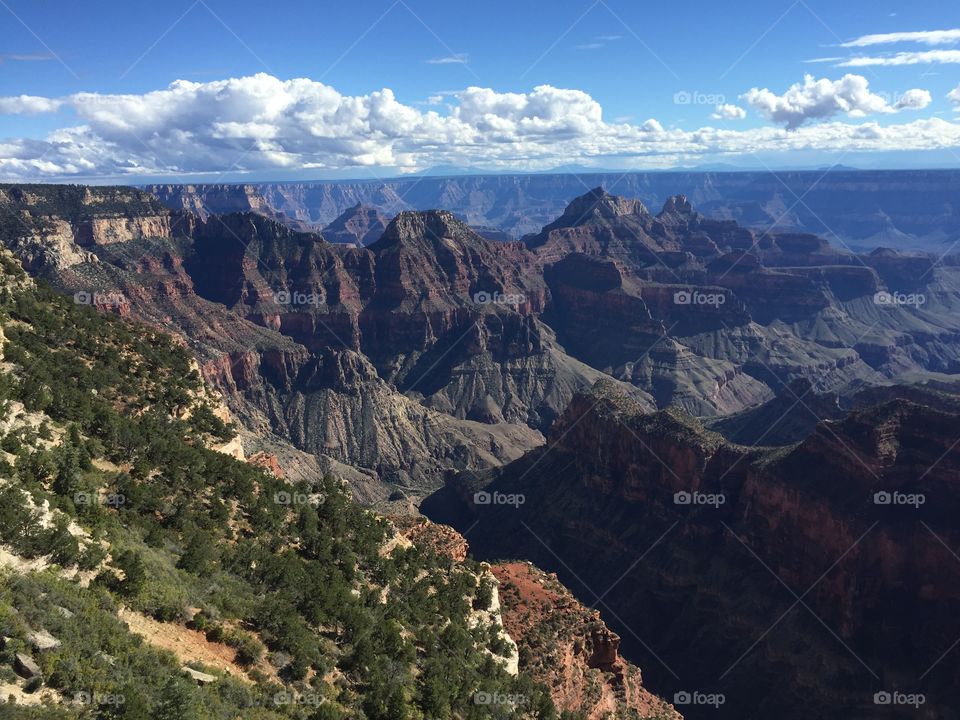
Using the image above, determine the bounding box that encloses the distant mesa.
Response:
[145,170,960,252]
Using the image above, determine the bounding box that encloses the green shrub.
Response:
[226,629,264,667]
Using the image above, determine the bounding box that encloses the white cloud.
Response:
[454,85,603,135]
[425,54,469,65]
[949,84,960,109]
[742,74,930,128]
[712,104,747,120]
[841,29,960,47]
[0,73,957,180]
[0,94,63,114]
[893,88,932,110]
[838,49,960,66]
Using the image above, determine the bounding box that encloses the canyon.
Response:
[3,179,960,718]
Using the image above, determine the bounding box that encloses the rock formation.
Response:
[424,379,960,719]
[321,203,388,246]
[5,182,960,498]
[390,517,678,719]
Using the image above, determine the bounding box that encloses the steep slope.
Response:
[0,251,562,719]
[184,206,631,432]
[0,189,554,493]
[390,517,680,720]
[0,249,680,719]
[492,561,680,720]
[424,379,960,719]
[0,184,180,271]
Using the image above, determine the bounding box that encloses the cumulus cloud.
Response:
[838,49,960,67]
[0,73,957,180]
[742,74,930,128]
[840,29,960,47]
[711,104,747,120]
[454,85,603,136]
[893,88,932,110]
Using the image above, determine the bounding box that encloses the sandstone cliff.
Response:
[391,517,679,719]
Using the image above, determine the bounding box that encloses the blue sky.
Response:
[1,0,960,180]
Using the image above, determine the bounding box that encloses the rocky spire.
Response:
[544,187,650,231]
[657,194,700,226]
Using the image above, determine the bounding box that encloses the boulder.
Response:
[27,629,61,651]
[181,666,217,684]
[14,653,41,679]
